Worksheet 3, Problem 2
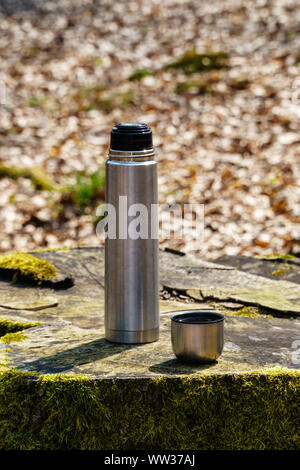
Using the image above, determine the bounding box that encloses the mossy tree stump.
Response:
[0,247,299,450]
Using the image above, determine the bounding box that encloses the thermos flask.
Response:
[105,123,159,343]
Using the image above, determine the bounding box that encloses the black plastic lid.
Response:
[171,311,224,324]
[110,122,153,151]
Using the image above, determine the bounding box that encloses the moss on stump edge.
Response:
[0,367,298,450]
[0,252,57,282]
[0,317,40,337]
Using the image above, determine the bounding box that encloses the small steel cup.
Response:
[171,310,224,363]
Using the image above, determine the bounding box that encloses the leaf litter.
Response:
[0,0,299,259]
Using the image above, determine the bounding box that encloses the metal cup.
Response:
[171,310,224,363]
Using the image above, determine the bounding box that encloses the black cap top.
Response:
[110,122,153,151]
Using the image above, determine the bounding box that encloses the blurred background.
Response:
[0,0,299,259]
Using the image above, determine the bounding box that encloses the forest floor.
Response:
[0,0,300,259]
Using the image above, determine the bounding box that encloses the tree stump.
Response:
[0,248,298,450]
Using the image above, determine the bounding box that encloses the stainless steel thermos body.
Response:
[105,123,159,344]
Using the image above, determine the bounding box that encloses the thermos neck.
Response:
[108,148,155,161]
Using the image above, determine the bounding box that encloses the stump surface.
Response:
[0,247,299,377]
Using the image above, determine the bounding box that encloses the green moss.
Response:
[28,167,56,191]
[0,332,27,344]
[0,318,40,337]
[87,90,135,112]
[26,95,50,108]
[0,252,57,282]
[165,50,229,74]
[0,319,40,367]
[255,253,296,261]
[0,128,17,136]
[272,266,292,276]
[74,86,135,113]
[185,290,272,318]
[223,306,263,318]
[30,246,70,253]
[287,30,297,39]
[129,69,153,81]
[61,169,105,212]
[0,367,298,450]
[0,165,56,191]
[175,80,213,94]
[76,84,107,99]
